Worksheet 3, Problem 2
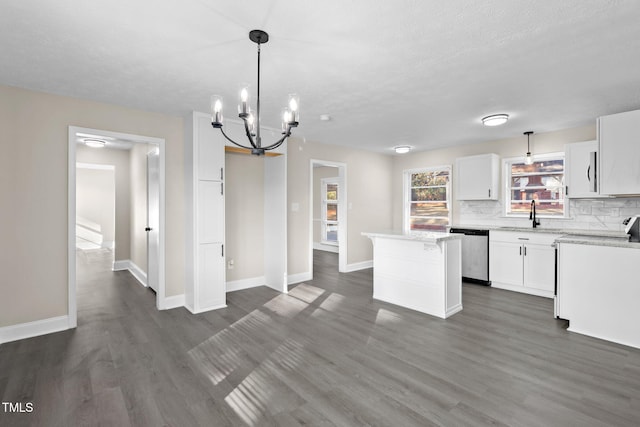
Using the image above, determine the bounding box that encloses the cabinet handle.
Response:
[587,165,591,182]
[565,185,569,196]
[524,246,527,256]
[488,189,491,198]
[520,246,522,256]
[221,244,224,257]
[221,183,224,196]
[220,167,224,180]
[518,237,529,240]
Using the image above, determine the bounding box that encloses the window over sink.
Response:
[403,166,451,232]
[504,153,566,217]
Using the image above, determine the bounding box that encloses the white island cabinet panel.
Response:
[557,241,640,349]
[363,232,462,319]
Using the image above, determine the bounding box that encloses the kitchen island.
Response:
[362,231,462,319]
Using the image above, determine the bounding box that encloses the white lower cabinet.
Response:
[489,230,559,298]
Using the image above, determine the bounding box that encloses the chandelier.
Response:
[211,30,299,156]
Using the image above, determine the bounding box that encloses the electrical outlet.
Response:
[227,259,234,270]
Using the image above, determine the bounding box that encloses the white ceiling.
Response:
[2,0,640,154]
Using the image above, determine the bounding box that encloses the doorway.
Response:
[310,160,347,275]
[68,126,166,329]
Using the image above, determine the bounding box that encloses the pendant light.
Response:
[524,131,534,165]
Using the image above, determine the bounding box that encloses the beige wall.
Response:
[224,152,265,282]
[0,84,184,328]
[287,137,394,275]
[391,125,597,229]
[76,145,131,260]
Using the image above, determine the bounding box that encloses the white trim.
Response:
[69,126,167,326]
[287,271,312,285]
[0,316,70,345]
[112,259,148,287]
[345,260,373,272]
[226,276,265,293]
[76,162,115,171]
[162,294,185,310]
[185,303,227,315]
[313,242,339,253]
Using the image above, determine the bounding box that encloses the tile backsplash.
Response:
[458,198,640,232]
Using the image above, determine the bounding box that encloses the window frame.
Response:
[503,152,567,218]
[321,177,339,245]
[403,165,452,233]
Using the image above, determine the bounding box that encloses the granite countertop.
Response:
[450,224,629,240]
[362,230,461,244]
[555,235,640,249]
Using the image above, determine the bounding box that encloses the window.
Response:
[404,166,451,232]
[321,177,339,244]
[504,153,566,217]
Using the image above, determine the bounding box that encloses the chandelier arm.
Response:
[259,130,290,151]
[219,127,254,150]
[240,117,258,149]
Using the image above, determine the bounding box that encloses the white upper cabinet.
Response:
[564,140,600,198]
[598,109,640,195]
[455,153,499,200]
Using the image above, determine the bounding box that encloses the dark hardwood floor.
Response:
[1,249,640,426]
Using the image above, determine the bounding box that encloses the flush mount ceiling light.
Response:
[394,145,412,154]
[84,138,106,148]
[524,131,534,165]
[211,30,299,156]
[482,114,509,127]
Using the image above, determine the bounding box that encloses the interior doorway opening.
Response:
[310,160,347,276]
[68,127,166,329]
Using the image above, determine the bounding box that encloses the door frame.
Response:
[309,159,347,274]
[68,126,167,329]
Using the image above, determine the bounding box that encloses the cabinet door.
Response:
[565,140,598,198]
[197,243,225,311]
[455,154,499,200]
[489,241,523,286]
[523,243,555,293]
[599,109,640,195]
[197,114,225,181]
[198,181,224,244]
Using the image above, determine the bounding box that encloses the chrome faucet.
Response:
[529,200,540,228]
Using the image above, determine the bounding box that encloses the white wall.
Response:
[76,145,131,260]
[76,166,115,248]
[0,84,184,328]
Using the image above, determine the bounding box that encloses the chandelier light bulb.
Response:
[211,95,224,126]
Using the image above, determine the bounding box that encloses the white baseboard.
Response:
[345,260,373,272]
[161,294,185,310]
[113,259,147,287]
[0,315,71,345]
[226,276,265,293]
[287,271,312,285]
[313,242,339,253]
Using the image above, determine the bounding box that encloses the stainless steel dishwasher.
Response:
[449,228,490,285]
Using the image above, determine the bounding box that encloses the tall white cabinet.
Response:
[598,109,640,195]
[185,112,226,313]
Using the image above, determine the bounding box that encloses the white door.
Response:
[147,150,160,292]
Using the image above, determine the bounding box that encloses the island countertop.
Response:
[362,230,462,244]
